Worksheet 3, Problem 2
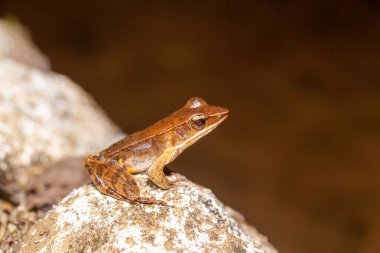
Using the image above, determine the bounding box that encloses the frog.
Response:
[83,97,229,205]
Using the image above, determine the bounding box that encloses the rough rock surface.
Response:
[0,58,121,188]
[0,18,122,251]
[0,19,49,70]
[19,173,277,253]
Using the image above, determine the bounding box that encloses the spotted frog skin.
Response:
[83,97,229,205]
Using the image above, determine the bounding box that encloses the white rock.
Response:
[0,58,121,186]
[19,174,277,253]
[0,19,49,70]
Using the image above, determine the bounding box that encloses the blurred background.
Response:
[0,1,379,252]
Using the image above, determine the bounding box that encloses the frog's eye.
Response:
[190,114,207,130]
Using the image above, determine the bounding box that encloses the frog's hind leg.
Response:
[90,173,128,201]
[84,155,168,206]
[84,155,140,201]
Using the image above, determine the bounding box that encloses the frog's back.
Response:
[99,117,178,158]
[100,129,154,158]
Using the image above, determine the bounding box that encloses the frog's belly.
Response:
[118,156,155,174]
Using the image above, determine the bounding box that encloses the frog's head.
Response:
[171,97,229,150]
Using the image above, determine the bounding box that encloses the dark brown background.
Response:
[1,1,379,253]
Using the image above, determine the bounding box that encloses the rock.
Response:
[0,18,122,191]
[0,58,122,190]
[0,19,123,248]
[0,19,49,70]
[18,174,277,253]
[0,204,39,252]
[23,157,90,209]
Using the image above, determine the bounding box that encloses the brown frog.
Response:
[84,97,229,205]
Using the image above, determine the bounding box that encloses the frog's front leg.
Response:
[147,150,177,189]
[84,155,168,205]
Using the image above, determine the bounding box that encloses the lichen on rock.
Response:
[19,174,277,253]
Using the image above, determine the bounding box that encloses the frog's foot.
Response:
[133,197,170,206]
[168,178,186,187]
